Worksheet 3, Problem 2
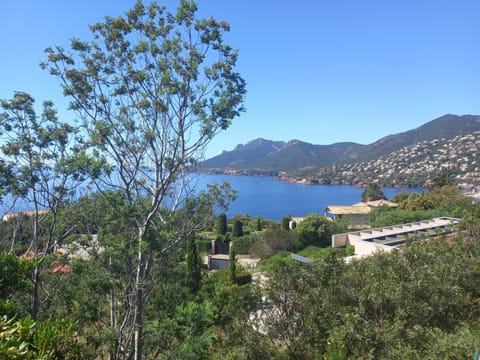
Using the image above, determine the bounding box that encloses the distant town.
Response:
[287,131,480,189]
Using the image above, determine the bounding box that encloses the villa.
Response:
[331,217,460,260]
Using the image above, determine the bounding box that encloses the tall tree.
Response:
[0,92,89,320]
[281,215,291,231]
[361,182,386,202]
[232,219,243,238]
[186,235,201,294]
[229,244,236,283]
[216,213,228,235]
[430,168,456,189]
[295,214,332,249]
[42,1,245,358]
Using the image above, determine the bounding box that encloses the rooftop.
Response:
[332,217,461,259]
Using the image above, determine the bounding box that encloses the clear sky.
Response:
[1,1,479,158]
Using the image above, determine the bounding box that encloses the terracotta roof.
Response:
[51,261,72,273]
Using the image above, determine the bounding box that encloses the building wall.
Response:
[209,257,229,270]
[348,237,393,256]
[332,233,348,247]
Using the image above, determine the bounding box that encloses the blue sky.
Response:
[1,1,479,158]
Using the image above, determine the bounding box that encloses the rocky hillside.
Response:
[288,131,480,188]
[200,114,480,176]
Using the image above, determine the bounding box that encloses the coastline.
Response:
[197,169,401,189]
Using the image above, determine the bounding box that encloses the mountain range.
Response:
[199,114,480,186]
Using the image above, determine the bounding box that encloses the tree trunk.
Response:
[9,222,18,255]
[31,209,40,320]
[108,256,117,360]
[133,231,145,360]
[31,265,40,320]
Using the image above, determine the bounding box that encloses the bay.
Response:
[196,174,422,221]
[0,173,421,222]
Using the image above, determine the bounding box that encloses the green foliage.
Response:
[0,92,93,320]
[0,252,32,301]
[200,270,260,328]
[216,213,228,235]
[232,219,243,238]
[186,236,201,294]
[261,258,333,358]
[256,237,480,359]
[229,245,236,283]
[297,245,352,261]
[233,271,252,286]
[0,315,80,359]
[196,237,213,254]
[399,191,435,210]
[255,216,263,231]
[281,215,291,231]
[164,301,216,359]
[458,203,480,240]
[231,234,256,254]
[261,252,291,274]
[294,214,332,249]
[250,228,297,259]
[0,215,34,255]
[430,167,456,189]
[344,244,355,256]
[43,0,245,354]
[361,182,386,202]
[391,190,411,203]
[372,186,471,227]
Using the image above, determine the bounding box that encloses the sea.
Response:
[0,174,422,221]
[196,174,422,221]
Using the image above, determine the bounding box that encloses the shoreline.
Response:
[196,169,421,189]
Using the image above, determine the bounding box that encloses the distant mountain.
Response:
[201,139,364,172]
[202,138,286,171]
[199,114,480,174]
[251,140,364,171]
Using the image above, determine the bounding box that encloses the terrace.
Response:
[332,217,461,258]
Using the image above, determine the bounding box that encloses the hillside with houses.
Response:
[294,131,480,188]
[200,114,480,188]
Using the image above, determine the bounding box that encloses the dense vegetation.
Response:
[1,182,479,358]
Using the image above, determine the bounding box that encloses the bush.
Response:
[261,252,291,274]
[233,235,256,254]
[197,239,212,254]
[250,229,297,259]
[234,271,252,286]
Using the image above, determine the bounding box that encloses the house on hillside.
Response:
[324,200,398,227]
[324,204,371,225]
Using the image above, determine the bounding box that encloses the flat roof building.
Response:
[332,217,460,259]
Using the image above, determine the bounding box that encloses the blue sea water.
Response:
[196,174,422,221]
[0,173,422,222]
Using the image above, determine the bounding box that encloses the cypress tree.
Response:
[216,213,227,235]
[232,219,243,238]
[186,236,201,294]
[281,215,291,231]
[229,244,236,283]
